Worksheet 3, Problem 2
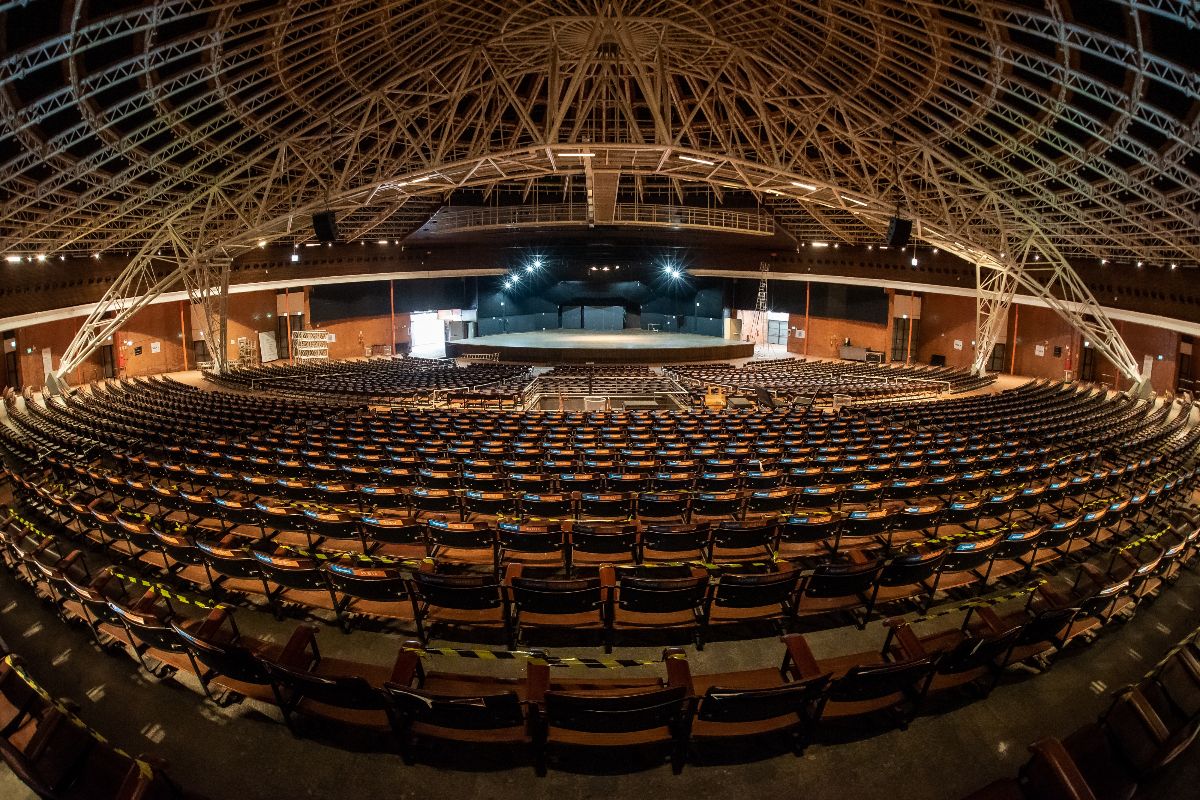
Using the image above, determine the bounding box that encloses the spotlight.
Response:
[526,265,535,273]
[1171,263,1177,270]
[1137,261,1143,268]
[533,257,543,269]
[290,253,299,262]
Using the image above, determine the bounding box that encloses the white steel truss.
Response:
[0,2,1191,390]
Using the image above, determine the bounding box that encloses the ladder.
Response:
[744,261,770,347]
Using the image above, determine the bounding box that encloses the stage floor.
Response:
[446,329,755,363]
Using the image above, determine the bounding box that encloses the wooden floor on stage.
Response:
[445,329,755,363]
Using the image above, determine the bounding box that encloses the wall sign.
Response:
[1034,344,1046,357]
[952,339,963,351]
[150,341,161,354]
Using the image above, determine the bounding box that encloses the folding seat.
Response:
[639,523,710,563]
[425,519,496,570]
[375,465,418,489]
[785,466,825,489]
[637,491,690,522]
[274,476,317,504]
[709,521,776,562]
[921,532,1004,608]
[303,508,368,552]
[568,523,639,571]
[105,592,215,682]
[743,469,785,490]
[794,484,841,511]
[841,480,886,509]
[407,570,508,645]
[743,487,795,520]
[359,513,425,558]
[263,656,400,737]
[832,507,899,552]
[314,481,358,509]
[884,620,1022,699]
[324,562,412,632]
[462,471,507,492]
[987,523,1048,581]
[969,605,1088,672]
[504,566,609,649]
[461,489,516,521]
[1031,513,1084,566]
[696,471,740,492]
[776,512,841,558]
[359,484,410,513]
[195,538,266,597]
[690,491,743,522]
[529,683,696,776]
[254,499,309,542]
[251,550,332,620]
[578,491,634,522]
[934,496,984,537]
[820,655,937,731]
[866,547,948,613]
[559,472,605,494]
[793,558,883,628]
[689,670,830,756]
[496,521,568,569]
[519,492,573,522]
[609,568,709,650]
[605,472,650,494]
[382,682,529,765]
[510,473,556,494]
[702,566,802,641]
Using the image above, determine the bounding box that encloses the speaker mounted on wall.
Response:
[885,216,912,249]
[312,210,339,243]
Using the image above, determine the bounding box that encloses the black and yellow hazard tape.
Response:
[2,654,155,780]
[900,578,1048,625]
[274,542,429,569]
[105,568,226,611]
[404,646,678,669]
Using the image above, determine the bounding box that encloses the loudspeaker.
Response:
[312,210,338,242]
[885,216,912,249]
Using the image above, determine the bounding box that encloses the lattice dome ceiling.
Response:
[0,0,1197,266]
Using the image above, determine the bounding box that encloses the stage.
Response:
[446,329,754,364]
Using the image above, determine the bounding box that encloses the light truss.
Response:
[0,1,1189,391]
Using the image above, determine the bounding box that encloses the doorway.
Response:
[1080,344,1097,382]
[409,311,445,358]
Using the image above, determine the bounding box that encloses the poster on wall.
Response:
[1034,344,1046,357]
[150,341,161,354]
[795,329,805,339]
[258,331,280,363]
[953,339,963,351]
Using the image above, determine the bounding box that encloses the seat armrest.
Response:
[526,659,550,704]
[781,633,823,681]
[1025,738,1098,800]
[885,620,928,660]
[973,606,1007,636]
[663,648,693,695]
[390,643,423,686]
[277,625,320,670]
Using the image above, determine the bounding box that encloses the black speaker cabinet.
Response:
[886,217,912,248]
[312,210,338,242]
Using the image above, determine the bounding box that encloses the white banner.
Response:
[258,331,280,363]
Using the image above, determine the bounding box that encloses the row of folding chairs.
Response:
[0,651,194,799]
[962,624,1200,800]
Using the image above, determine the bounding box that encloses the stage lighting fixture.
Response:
[290,253,299,262]
[526,265,535,273]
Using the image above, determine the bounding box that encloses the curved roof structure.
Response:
[1,0,1196,266]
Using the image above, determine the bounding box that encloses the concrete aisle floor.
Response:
[0,563,1196,800]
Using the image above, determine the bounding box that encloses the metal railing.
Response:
[519,374,690,410]
[613,204,775,235]
[425,203,775,236]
